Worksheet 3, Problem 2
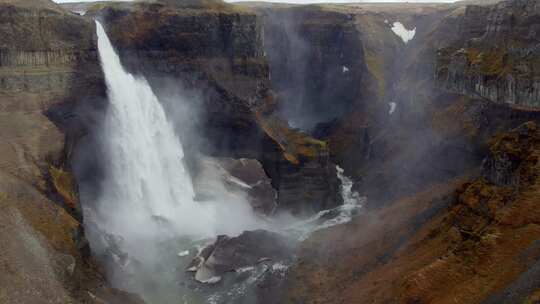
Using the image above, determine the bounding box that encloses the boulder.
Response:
[219,158,278,215]
[188,230,296,283]
[192,157,277,215]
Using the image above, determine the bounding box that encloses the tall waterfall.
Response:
[94,21,216,246]
[91,21,263,275]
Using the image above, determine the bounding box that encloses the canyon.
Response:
[1,0,540,303]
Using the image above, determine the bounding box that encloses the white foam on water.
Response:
[283,165,364,240]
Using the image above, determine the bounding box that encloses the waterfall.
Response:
[90,21,264,280]
[93,20,217,248]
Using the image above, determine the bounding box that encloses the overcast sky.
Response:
[54,0,458,3]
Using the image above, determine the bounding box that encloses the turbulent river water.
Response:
[87,21,364,304]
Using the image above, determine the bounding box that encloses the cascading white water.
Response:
[92,20,263,272]
[95,21,215,245]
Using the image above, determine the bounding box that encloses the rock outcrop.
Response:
[188,230,295,283]
[192,157,277,215]
[481,121,538,186]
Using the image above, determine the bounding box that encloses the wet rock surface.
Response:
[193,157,277,215]
[188,230,296,283]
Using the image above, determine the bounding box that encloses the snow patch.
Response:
[389,102,397,115]
[391,22,416,44]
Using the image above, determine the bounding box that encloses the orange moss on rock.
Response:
[256,111,327,165]
[48,165,78,211]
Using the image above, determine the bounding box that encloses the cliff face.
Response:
[258,1,540,209]
[437,0,540,108]
[0,0,102,187]
[258,6,367,130]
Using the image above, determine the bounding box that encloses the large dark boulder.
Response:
[188,230,296,283]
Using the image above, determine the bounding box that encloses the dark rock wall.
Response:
[260,135,341,215]
[260,7,366,131]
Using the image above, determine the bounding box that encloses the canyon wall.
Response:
[258,6,367,130]
[437,0,540,108]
